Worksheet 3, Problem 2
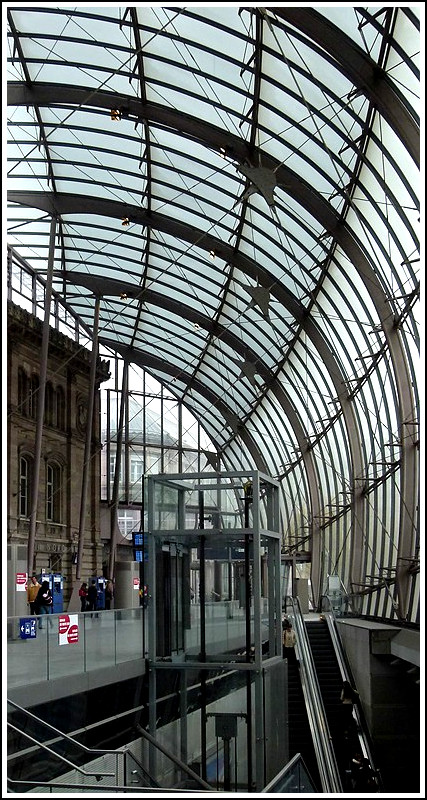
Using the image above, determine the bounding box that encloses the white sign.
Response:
[16,572,28,592]
[133,578,140,590]
[58,614,79,645]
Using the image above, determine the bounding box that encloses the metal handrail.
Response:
[261,752,316,793]
[324,612,383,789]
[286,597,342,793]
[7,698,126,758]
[8,697,212,791]
[7,778,211,793]
[135,723,213,790]
[7,723,115,780]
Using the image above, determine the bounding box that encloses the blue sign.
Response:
[133,532,148,561]
[20,618,37,639]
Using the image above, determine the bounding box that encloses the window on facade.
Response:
[18,367,28,416]
[130,456,144,485]
[110,454,116,487]
[56,386,65,430]
[29,375,39,419]
[117,509,140,539]
[45,381,55,426]
[19,456,32,517]
[46,462,61,522]
[50,554,62,574]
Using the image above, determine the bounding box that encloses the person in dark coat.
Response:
[105,580,114,610]
[36,580,53,629]
[86,580,98,612]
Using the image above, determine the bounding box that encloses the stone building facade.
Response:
[7,300,110,609]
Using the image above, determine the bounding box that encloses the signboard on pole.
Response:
[58,614,79,645]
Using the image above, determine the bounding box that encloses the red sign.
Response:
[58,614,79,645]
[67,624,79,644]
[58,615,70,634]
[16,572,28,592]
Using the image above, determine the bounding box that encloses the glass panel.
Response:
[115,608,143,665]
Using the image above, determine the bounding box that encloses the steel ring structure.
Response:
[6,5,421,621]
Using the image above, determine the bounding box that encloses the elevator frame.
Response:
[146,469,283,791]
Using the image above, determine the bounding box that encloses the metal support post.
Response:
[108,360,128,580]
[27,216,56,576]
[76,296,100,580]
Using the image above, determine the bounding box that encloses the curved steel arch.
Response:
[269,7,419,166]
[6,8,419,619]
[50,264,362,603]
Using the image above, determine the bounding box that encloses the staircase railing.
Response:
[7,699,213,793]
[286,597,342,793]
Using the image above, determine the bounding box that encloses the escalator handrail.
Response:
[324,612,382,788]
[287,597,342,793]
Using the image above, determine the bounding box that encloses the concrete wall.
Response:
[337,619,420,793]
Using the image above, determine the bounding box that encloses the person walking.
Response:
[79,582,88,612]
[282,619,297,663]
[105,580,114,610]
[36,580,53,629]
[87,580,99,613]
[340,679,359,731]
[27,575,41,615]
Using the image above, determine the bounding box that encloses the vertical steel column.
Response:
[75,296,100,580]
[108,361,128,580]
[268,541,276,653]
[198,490,207,780]
[243,478,253,790]
[180,669,188,770]
[275,538,282,656]
[27,217,56,577]
[147,475,157,778]
[252,472,265,791]
[140,473,146,654]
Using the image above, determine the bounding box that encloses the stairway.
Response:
[305,619,357,787]
[286,660,321,791]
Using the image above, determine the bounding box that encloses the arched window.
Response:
[45,381,55,426]
[19,455,32,518]
[46,461,62,522]
[29,375,39,419]
[56,386,65,430]
[18,367,28,416]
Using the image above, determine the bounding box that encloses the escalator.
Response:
[288,600,342,793]
[305,617,379,792]
[305,620,349,764]
[286,660,321,792]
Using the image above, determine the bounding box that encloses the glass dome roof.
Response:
[6,5,421,623]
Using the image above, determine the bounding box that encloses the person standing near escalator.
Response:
[282,619,297,663]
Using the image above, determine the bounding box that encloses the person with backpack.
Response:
[36,580,53,629]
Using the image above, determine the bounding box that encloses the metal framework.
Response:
[6,5,420,622]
